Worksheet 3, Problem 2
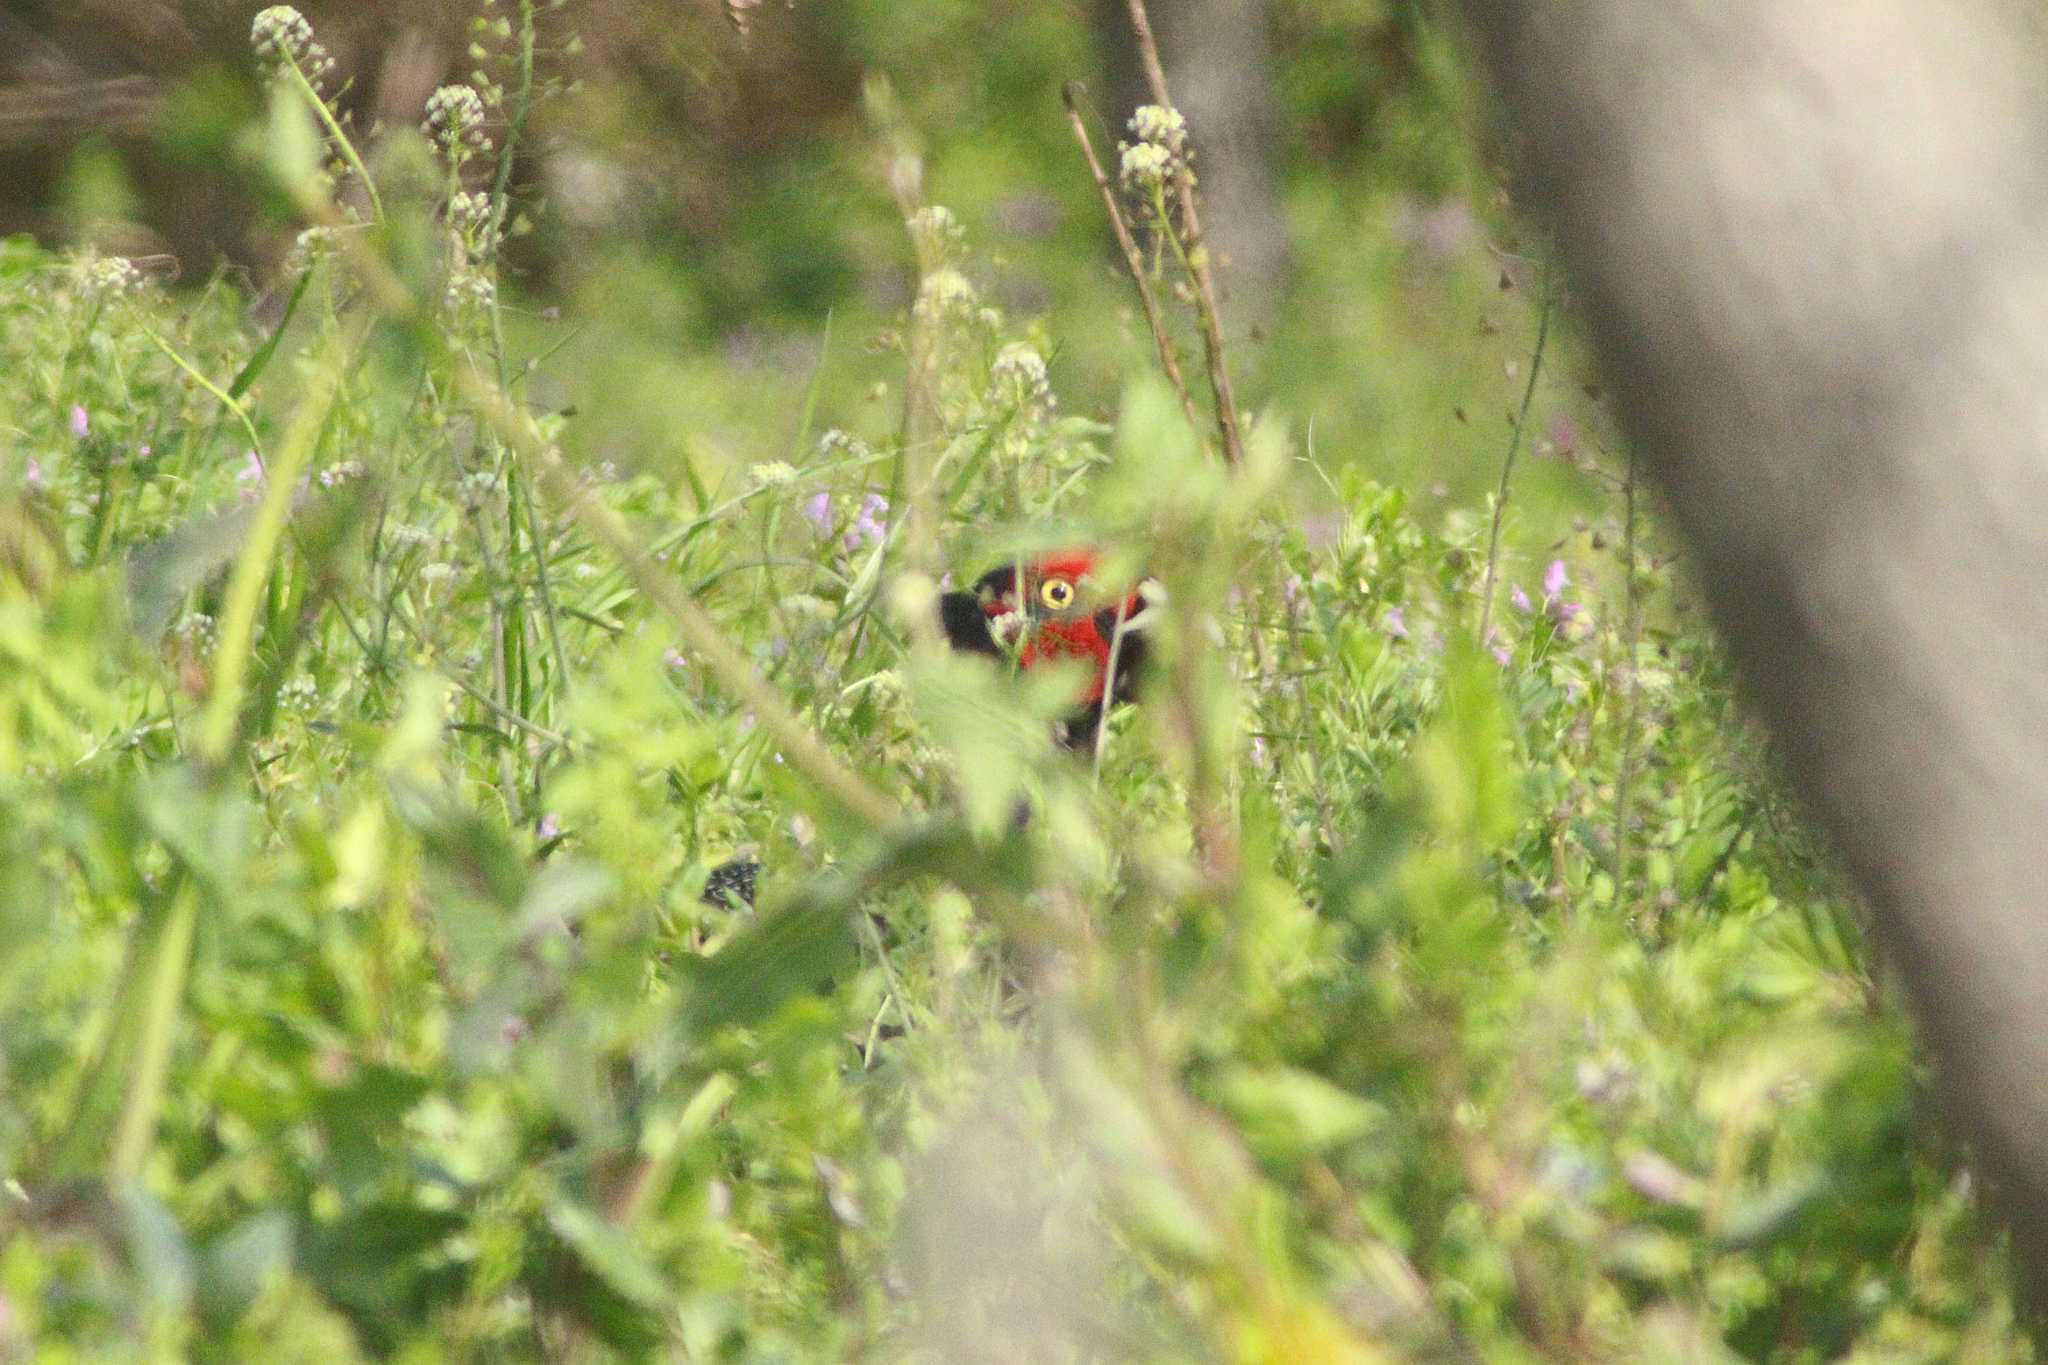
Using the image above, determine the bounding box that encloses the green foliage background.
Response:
[0,1,2028,1360]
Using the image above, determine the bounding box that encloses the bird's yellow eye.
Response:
[1040,578,1075,610]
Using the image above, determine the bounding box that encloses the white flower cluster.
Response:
[317,459,366,488]
[818,428,872,460]
[447,191,501,255]
[1128,104,1188,153]
[423,85,490,165]
[175,612,219,650]
[988,342,1055,418]
[284,225,337,275]
[277,674,320,713]
[749,460,797,488]
[251,6,335,88]
[913,267,977,323]
[1119,142,1171,191]
[907,204,963,261]
[1119,104,1192,193]
[456,468,502,510]
[439,191,501,321]
[443,270,496,314]
[72,253,143,297]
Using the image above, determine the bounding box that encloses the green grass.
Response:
[0,7,2029,1361]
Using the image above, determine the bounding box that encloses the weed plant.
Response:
[0,3,2026,1360]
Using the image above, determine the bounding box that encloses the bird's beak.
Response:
[987,602,1027,646]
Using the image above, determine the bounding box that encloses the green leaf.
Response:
[545,1198,674,1313]
[1211,1065,1384,1165]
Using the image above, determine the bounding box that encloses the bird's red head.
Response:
[938,549,1160,746]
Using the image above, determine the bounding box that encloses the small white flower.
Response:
[1118,141,1172,191]
[1128,105,1188,151]
[448,190,494,236]
[456,469,502,509]
[749,460,797,488]
[988,341,1055,419]
[251,5,334,86]
[278,674,320,713]
[67,252,143,299]
[913,268,976,322]
[817,428,870,460]
[443,269,496,313]
[423,84,490,164]
[907,204,963,261]
[285,225,337,274]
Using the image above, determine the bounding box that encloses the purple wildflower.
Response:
[1510,583,1532,613]
[843,492,888,551]
[1385,606,1409,640]
[23,458,41,490]
[536,813,561,841]
[664,648,686,669]
[803,490,832,532]
[1542,559,1569,601]
[68,405,89,438]
[237,450,265,486]
[1493,644,1513,666]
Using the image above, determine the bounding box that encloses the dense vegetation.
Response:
[0,2,2029,1360]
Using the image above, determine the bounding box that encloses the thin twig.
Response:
[1476,260,1553,645]
[1061,82,1203,442]
[1120,0,1245,466]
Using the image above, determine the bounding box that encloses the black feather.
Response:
[701,858,759,909]
[938,591,1002,656]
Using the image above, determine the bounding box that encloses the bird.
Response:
[936,548,1161,752]
[700,548,1160,908]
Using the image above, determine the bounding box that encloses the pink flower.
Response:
[1543,414,1578,457]
[536,813,561,841]
[803,490,832,532]
[1509,583,1531,612]
[1385,606,1409,640]
[1492,645,1512,666]
[1542,559,1569,601]
[23,458,41,490]
[69,405,89,438]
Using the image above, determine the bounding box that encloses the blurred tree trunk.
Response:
[1451,0,2048,1309]
[1097,0,1289,327]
